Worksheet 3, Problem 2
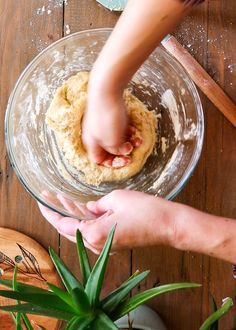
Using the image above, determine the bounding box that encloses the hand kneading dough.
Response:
[46,72,157,185]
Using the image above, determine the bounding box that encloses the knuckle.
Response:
[86,229,106,247]
[110,190,123,200]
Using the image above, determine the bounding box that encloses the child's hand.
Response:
[82,0,190,164]
[82,84,130,164]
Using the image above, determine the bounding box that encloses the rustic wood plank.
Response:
[132,3,210,329]
[64,0,119,31]
[60,0,131,298]
[0,0,63,251]
[206,1,236,329]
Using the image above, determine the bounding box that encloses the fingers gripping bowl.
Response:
[5,29,204,219]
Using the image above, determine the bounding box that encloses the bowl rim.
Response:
[5,28,204,217]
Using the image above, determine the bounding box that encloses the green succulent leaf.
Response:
[209,293,218,330]
[21,313,33,330]
[123,270,140,284]
[101,270,150,313]
[13,266,34,330]
[47,282,75,309]
[200,297,233,330]
[16,312,22,330]
[70,287,91,314]
[65,315,94,330]
[0,290,75,314]
[0,279,55,295]
[76,229,91,286]
[10,311,16,324]
[91,312,118,329]
[13,266,18,291]
[111,282,201,320]
[0,303,74,320]
[49,247,83,293]
[85,225,116,307]
[46,281,91,316]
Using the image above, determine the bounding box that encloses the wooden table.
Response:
[0,1,236,329]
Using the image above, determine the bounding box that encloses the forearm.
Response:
[90,0,191,91]
[171,203,236,263]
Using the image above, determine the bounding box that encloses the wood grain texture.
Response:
[0,0,235,329]
[206,1,236,329]
[0,0,62,250]
[162,35,236,127]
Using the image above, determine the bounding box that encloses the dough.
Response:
[46,72,157,185]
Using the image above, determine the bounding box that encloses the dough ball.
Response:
[46,71,157,185]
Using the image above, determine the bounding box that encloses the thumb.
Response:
[87,193,115,214]
[104,142,133,157]
[82,131,107,164]
[56,217,81,237]
[86,141,107,164]
[57,210,112,236]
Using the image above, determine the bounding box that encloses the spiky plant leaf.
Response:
[13,266,18,291]
[111,282,201,320]
[0,290,75,314]
[91,312,118,329]
[47,282,75,309]
[76,229,91,286]
[209,293,218,330]
[0,303,74,320]
[13,266,33,330]
[16,312,22,330]
[65,315,94,330]
[70,287,91,314]
[0,279,54,295]
[85,224,116,307]
[10,311,16,324]
[13,267,22,330]
[21,314,33,330]
[49,247,83,293]
[101,270,150,313]
[199,297,233,330]
[123,270,140,284]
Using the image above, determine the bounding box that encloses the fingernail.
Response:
[131,137,142,147]
[112,156,131,168]
[87,201,97,212]
[118,142,133,155]
[127,125,136,136]
[90,155,105,164]
[101,154,114,167]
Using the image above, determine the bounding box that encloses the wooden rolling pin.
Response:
[162,35,236,128]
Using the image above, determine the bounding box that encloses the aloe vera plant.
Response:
[200,296,233,330]
[0,225,201,329]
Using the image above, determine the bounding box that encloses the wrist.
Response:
[157,201,202,251]
[89,60,128,97]
[149,197,180,247]
[171,203,236,263]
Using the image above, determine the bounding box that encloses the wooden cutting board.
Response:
[0,228,62,329]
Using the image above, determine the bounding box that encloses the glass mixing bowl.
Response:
[5,29,204,219]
